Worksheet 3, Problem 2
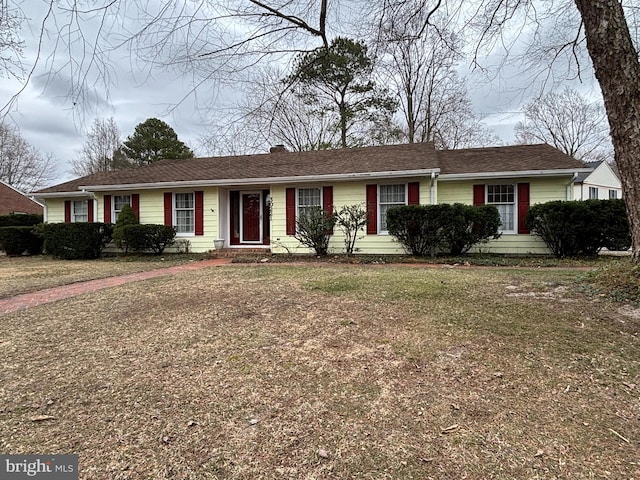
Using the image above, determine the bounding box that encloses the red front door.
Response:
[241,192,262,242]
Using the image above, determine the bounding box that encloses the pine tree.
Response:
[122,118,194,166]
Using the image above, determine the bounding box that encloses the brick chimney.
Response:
[269,144,288,153]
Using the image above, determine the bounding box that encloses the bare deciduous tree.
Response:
[70,117,130,176]
[238,68,340,152]
[374,5,498,148]
[0,0,24,80]
[514,87,612,162]
[0,123,56,192]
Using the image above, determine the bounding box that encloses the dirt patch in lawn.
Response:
[1,265,639,479]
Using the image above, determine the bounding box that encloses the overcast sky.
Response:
[2,1,605,189]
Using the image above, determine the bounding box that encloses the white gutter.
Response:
[79,169,441,191]
[438,168,592,181]
[566,172,578,200]
[33,191,95,199]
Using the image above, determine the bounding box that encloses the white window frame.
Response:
[609,189,618,200]
[112,194,132,222]
[296,187,323,223]
[589,186,599,200]
[486,184,516,234]
[378,183,407,234]
[72,200,88,223]
[173,192,195,236]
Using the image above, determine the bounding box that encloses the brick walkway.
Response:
[0,258,231,315]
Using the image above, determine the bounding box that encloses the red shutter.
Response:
[366,184,378,235]
[104,195,112,223]
[132,194,140,221]
[286,188,296,236]
[473,185,485,206]
[87,200,94,222]
[64,200,71,223]
[195,191,204,235]
[164,193,173,226]
[323,186,334,234]
[408,182,420,205]
[517,183,530,234]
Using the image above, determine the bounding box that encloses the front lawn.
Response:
[1,264,638,478]
[0,254,206,299]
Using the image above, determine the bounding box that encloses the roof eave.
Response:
[79,169,441,191]
[32,191,96,199]
[438,168,592,181]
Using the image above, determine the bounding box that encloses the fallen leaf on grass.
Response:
[30,415,55,422]
[441,424,459,434]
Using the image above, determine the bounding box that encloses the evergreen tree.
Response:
[286,37,398,148]
[122,118,194,166]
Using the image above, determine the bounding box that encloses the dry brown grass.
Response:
[1,264,639,479]
[0,255,200,299]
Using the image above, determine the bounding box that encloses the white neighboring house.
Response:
[574,161,622,200]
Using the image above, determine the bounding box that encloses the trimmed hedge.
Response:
[40,223,114,259]
[0,226,43,256]
[440,203,502,255]
[386,203,501,256]
[119,224,177,255]
[386,205,446,256]
[526,199,630,258]
[0,213,43,227]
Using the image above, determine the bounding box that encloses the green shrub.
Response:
[112,205,139,251]
[0,226,43,256]
[440,203,502,255]
[526,199,630,257]
[386,204,501,257]
[41,223,113,259]
[295,206,336,256]
[386,205,446,256]
[592,199,631,251]
[120,224,177,255]
[0,213,43,227]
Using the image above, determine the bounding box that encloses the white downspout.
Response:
[567,173,578,200]
[430,172,437,205]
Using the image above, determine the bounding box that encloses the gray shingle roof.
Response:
[438,144,587,175]
[36,142,587,194]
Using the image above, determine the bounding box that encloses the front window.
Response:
[72,200,88,223]
[609,189,618,199]
[487,184,515,232]
[589,187,599,199]
[174,192,194,234]
[297,188,322,221]
[379,184,406,232]
[113,195,131,221]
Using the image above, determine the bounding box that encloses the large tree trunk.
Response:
[574,0,640,262]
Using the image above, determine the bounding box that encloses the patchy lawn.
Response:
[1,264,639,479]
[0,255,206,299]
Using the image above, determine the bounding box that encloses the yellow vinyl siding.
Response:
[271,179,431,255]
[438,177,572,254]
[44,198,66,223]
[94,188,220,253]
[42,175,574,255]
